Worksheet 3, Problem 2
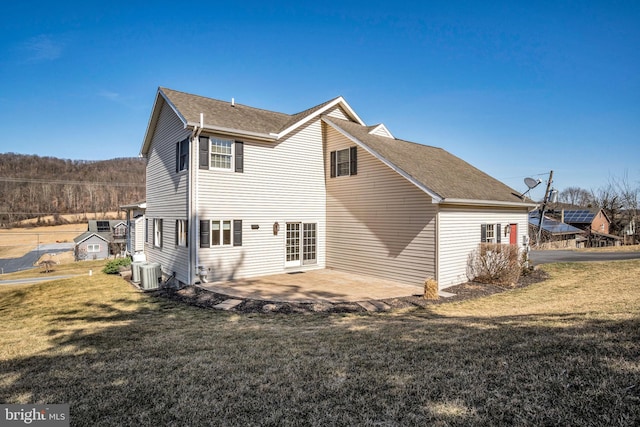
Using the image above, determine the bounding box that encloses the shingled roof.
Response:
[160,87,291,135]
[142,88,532,207]
[323,117,529,205]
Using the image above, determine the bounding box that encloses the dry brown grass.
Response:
[0,224,85,258]
[1,261,639,425]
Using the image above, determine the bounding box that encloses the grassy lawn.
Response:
[1,261,639,426]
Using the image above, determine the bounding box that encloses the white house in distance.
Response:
[139,87,535,290]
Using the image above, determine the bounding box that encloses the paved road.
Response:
[0,243,74,274]
[530,250,640,265]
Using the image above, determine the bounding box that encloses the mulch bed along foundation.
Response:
[149,268,549,314]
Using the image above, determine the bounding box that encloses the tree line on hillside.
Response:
[0,153,145,226]
[556,174,639,237]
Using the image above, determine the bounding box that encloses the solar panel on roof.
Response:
[563,210,595,223]
[96,221,111,232]
[528,214,583,235]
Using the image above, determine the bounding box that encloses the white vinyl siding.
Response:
[133,216,145,252]
[196,111,329,282]
[368,124,393,138]
[326,106,350,121]
[144,101,191,283]
[325,124,436,288]
[437,206,529,289]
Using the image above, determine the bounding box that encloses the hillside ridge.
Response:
[0,153,145,226]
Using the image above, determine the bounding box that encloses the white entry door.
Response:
[285,222,317,268]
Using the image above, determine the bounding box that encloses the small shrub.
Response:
[467,243,522,286]
[424,278,439,300]
[102,257,131,274]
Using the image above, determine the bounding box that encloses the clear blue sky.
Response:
[1,1,638,198]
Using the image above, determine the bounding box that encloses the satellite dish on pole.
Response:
[524,177,542,189]
[520,177,542,199]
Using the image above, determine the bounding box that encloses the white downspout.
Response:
[189,113,204,284]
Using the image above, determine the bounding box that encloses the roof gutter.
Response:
[441,198,538,208]
[186,122,277,142]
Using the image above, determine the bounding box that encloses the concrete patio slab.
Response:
[197,269,423,303]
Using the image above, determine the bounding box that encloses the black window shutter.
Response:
[233,220,242,246]
[175,141,180,173]
[496,224,502,243]
[235,141,244,173]
[481,224,487,243]
[199,136,209,169]
[350,146,357,175]
[199,220,210,248]
[330,151,336,178]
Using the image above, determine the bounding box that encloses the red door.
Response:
[509,224,518,245]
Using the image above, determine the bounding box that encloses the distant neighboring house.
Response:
[120,202,147,257]
[139,87,535,290]
[528,211,585,249]
[73,220,127,260]
[560,209,621,247]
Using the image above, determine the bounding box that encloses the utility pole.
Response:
[536,170,554,246]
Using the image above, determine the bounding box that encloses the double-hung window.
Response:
[200,219,242,247]
[210,138,233,170]
[481,223,502,244]
[330,146,357,178]
[154,219,163,248]
[211,220,232,246]
[176,138,189,172]
[176,219,188,247]
[199,137,244,172]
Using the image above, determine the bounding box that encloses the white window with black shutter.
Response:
[481,223,501,244]
[199,136,244,172]
[199,219,242,247]
[176,138,189,172]
[330,146,357,178]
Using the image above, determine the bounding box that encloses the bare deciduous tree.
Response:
[558,186,593,207]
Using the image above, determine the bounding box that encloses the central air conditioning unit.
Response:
[131,261,148,284]
[140,263,162,290]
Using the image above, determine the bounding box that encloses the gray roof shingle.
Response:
[160,88,341,137]
[323,117,525,204]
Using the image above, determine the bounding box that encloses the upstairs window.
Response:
[176,138,189,172]
[330,146,357,178]
[199,137,244,172]
[210,138,233,170]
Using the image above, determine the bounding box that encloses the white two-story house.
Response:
[140,87,534,290]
